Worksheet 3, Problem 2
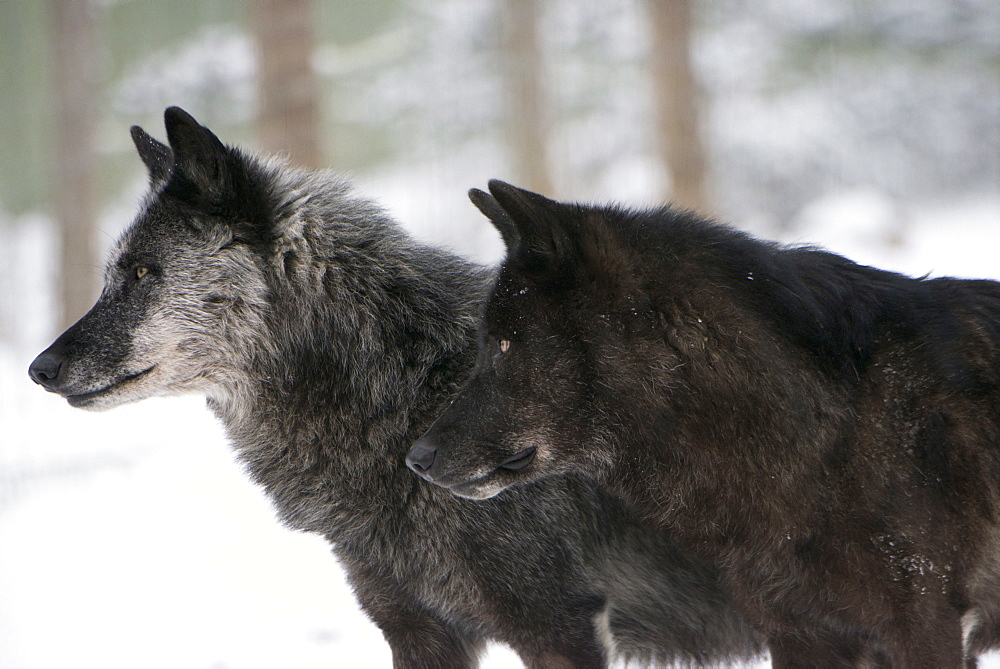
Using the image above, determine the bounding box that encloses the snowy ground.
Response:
[1,190,998,668]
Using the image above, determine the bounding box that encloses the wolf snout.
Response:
[28,347,67,391]
[406,437,438,480]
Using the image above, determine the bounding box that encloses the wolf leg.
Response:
[353,583,483,669]
[767,631,870,669]
[883,612,966,669]
[522,650,603,669]
[512,594,608,669]
[378,608,482,669]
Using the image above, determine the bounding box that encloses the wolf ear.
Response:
[158,107,274,239]
[163,106,231,200]
[130,126,172,185]
[469,188,519,250]
[485,179,573,266]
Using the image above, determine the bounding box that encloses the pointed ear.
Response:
[130,125,172,184]
[157,106,274,238]
[486,179,573,266]
[163,106,230,199]
[469,188,519,251]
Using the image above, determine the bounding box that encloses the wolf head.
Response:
[408,180,661,498]
[28,107,290,410]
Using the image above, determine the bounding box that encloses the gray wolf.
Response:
[412,179,1000,666]
[29,110,760,667]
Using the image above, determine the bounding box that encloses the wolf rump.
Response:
[28,109,762,667]
[413,180,1000,666]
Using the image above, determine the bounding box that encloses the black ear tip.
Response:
[468,188,490,205]
[162,105,227,158]
[487,180,545,210]
[487,179,516,197]
[163,106,199,131]
[130,125,158,155]
[468,187,510,222]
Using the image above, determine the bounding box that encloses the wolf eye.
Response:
[134,266,149,281]
[492,339,511,366]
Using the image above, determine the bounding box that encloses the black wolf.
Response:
[28,109,761,667]
[412,180,1000,667]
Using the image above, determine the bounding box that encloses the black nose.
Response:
[28,348,66,390]
[406,438,438,479]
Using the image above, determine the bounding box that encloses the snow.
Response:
[0,374,528,668]
[2,191,999,667]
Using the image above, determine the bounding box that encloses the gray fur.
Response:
[29,108,762,667]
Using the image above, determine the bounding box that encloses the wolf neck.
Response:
[207,183,488,538]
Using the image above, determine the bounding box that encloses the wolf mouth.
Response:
[498,447,536,471]
[446,477,504,500]
[429,448,537,500]
[441,467,522,500]
[66,366,156,407]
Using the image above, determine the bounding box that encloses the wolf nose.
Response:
[28,349,66,390]
[406,438,438,480]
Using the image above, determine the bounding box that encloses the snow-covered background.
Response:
[1,0,998,666]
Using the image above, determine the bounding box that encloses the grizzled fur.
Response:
[415,180,1000,667]
[28,109,762,668]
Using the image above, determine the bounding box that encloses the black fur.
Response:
[416,180,1000,667]
[29,113,761,667]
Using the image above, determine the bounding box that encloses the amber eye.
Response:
[134,266,149,281]
[499,339,511,354]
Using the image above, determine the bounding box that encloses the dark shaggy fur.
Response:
[28,109,762,668]
[414,180,1000,667]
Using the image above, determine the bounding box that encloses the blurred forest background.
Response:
[1,0,997,349]
[0,2,998,666]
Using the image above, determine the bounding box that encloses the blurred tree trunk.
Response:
[52,0,99,330]
[500,0,553,195]
[248,0,322,169]
[645,0,710,212]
